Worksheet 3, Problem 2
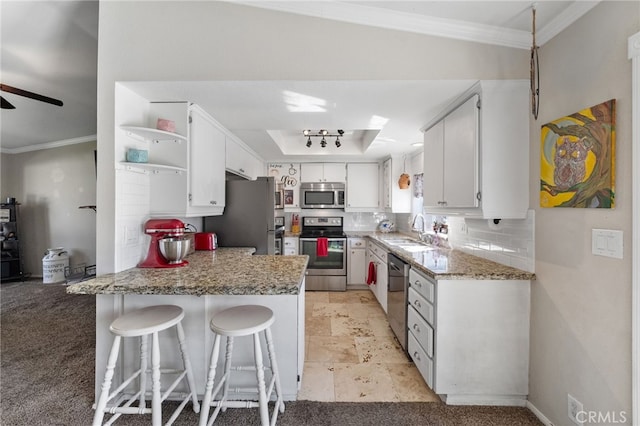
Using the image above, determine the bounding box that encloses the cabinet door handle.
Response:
[413,351,421,361]
[210,200,217,205]
[412,323,421,333]
[414,300,422,308]
[414,280,422,288]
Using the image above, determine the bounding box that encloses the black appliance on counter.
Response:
[203,177,284,255]
[299,216,347,291]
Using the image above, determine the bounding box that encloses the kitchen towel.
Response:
[366,261,376,285]
[316,237,328,257]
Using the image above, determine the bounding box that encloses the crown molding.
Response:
[1,134,97,154]
[231,1,601,50]
[536,1,601,46]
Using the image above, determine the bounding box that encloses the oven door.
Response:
[299,238,346,275]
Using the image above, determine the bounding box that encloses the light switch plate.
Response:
[592,229,623,259]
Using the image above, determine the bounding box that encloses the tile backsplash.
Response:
[446,210,535,273]
[398,210,535,272]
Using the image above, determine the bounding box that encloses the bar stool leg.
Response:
[220,336,234,412]
[139,335,148,410]
[176,322,200,413]
[265,327,285,415]
[199,334,221,426]
[151,331,162,426]
[93,336,122,426]
[253,333,269,426]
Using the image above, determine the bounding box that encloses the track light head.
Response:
[335,137,341,148]
[306,137,312,148]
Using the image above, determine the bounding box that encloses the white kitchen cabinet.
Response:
[346,163,380,212]
[366,240,387,313]
[300,162,345,182]
[283,237,299,256]
[143,102,225,217]
[383,157,411,213]
[422,80,529,219]
[347,237,366,286]
[226,136,263,180]
[407,267,530,405]
[423,96,478,210]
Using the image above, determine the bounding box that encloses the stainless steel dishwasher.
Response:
[388,253,410,352]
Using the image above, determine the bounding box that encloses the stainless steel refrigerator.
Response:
[203,176,278,254]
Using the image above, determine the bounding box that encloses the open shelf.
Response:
[119,162,186,174]
[120,125,186,143]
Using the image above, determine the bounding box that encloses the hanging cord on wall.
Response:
[530,5,540,120]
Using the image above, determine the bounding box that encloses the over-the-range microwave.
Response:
[300,182,345,209]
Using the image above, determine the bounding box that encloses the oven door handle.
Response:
[300,238,346,242]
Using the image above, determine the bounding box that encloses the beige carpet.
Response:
[0,280,542,425]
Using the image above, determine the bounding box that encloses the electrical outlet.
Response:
[568,394,584,426]
[124,226,139,246]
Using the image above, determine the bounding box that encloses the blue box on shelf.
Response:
[126,149,148,163]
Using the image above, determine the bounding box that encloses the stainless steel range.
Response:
[299,216,347,291]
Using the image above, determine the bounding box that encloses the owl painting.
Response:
[540,99,616,208]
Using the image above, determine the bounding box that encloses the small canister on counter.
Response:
[194,232,217,250]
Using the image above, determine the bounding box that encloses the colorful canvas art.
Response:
[540,99,616,208]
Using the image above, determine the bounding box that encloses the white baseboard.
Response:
[526,401,554,426]
[441,394,527,406]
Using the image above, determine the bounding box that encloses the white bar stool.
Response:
[93,305,200,426]
[199,305,284,426]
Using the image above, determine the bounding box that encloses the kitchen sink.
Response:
[383,238,420,245]
[382,238,435,252]
[394,244,435,252]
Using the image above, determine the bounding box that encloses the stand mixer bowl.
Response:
[159,237,190,264]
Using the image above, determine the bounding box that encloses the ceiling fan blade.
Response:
[0,83,63,107]
[1,96,15,109]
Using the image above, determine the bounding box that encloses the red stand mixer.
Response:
[138,219,189,268]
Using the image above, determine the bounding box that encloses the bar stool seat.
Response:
[93,305,200,426]
[200,305,284,426]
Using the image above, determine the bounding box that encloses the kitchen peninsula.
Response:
[67,248,308,402]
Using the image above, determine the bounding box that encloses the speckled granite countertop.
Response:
[66,248,309,296]
[366,232,535,281]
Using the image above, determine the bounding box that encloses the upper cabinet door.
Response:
[442,95,479,209]
[300,163,324,182]
[322,163,346,182]
[189,105,225,208]
[346,162,379,211]
[423,120,445,208]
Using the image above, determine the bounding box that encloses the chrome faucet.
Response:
[411,213,427,241]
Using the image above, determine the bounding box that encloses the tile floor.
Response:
[297,290,441,402]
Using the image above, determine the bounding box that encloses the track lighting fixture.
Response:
[303,129,344,148]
